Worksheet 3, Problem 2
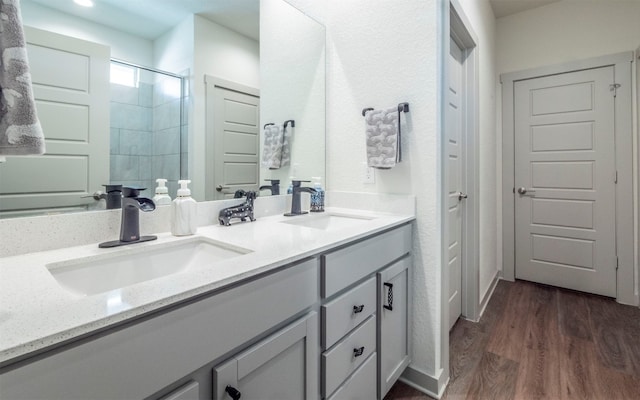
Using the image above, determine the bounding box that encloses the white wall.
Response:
[325,0,445,391]
[191,15,260,200]
[455,0,499,305]
[496,0,640,300]
[20,0,153,66]
[496,0,640,74]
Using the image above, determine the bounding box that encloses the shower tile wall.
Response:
[152,75,183,197]
[110,82,154,197]
[110,74,184,199]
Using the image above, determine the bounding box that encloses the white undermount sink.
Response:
[47,237,251,297]
[280,212,375,231]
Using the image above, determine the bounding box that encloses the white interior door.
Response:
[0,27,110,215]
[447,37,464,330]
[514,66,617,297]
[205,78,260,200]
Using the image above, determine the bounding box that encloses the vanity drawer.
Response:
[327,353,377,400]
[321,224,411,298]
[322,315,376,398]
[322,277,376,350]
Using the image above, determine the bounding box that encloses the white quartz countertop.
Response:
[0,207,414,365]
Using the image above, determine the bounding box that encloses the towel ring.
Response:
[263,123,275,129]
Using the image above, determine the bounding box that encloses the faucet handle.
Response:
[103,184,123,193]
[122,187,145,197]
[291,179,311,187]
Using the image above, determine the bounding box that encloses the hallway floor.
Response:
[384,279,640,400]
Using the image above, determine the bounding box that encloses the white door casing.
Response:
[447,37,464,330]
[514,67,617,297]
[204,77,260,200]
[0,27,110,214]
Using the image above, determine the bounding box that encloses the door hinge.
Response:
[610,83,621,97]
[616,256,619,270]
[614,171,618,184]
[512,187,515,194]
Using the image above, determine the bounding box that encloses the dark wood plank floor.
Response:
[384,279,640,400]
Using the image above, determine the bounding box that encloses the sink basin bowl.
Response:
[47,237,251,297]
[280,213,374,231]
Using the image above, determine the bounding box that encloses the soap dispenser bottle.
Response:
[153,178,172,205]
[171,180,197,236]
[310,177,325,212]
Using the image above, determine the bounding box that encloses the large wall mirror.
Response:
[0,0,325,217]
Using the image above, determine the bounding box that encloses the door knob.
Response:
[517,187,536,196]
[458,192,468,201]
[216,185,229,192]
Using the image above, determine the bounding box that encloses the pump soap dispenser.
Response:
[171,180,197,236]
[153,179,172,205]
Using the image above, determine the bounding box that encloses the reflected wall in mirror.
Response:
[0,0,325,217]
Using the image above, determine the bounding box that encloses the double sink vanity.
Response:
[0,195,415,400]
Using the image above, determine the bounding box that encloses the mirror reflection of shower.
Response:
[109,60,186,198]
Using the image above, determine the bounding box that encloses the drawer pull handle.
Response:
[353,305,365,314]
[353,346,365,357]
[384,282,394,311]
[225,385,242,400]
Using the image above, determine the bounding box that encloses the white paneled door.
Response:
[514,66,617,297]
[447,38,465,330]
[0,27,109,214]
[205,78,260,200]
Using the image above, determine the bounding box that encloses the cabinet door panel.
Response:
[378,256,411,398]
[213,312,318,400]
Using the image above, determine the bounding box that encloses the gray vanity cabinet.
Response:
[0,223,413,400]
[213,312,318,400]
[320,224,412,400]
[378,256,411,398]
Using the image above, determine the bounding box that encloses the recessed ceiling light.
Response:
[73,0,94,7]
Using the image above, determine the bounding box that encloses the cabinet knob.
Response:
[353,346,365,357]
[225,385,241,400]
[353,304,365,314]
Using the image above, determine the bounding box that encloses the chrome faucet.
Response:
[284,180,317,216]
[259,179,281,195]
[99,187,157,248]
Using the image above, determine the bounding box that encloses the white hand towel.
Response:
[0,0,45,155]
[364,107,400,169]
[261,124,284,169]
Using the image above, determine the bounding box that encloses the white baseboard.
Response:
[400,365,448,399]
[477,272,500,321]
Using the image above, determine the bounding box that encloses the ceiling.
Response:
[28,0,260,40]
[490,0,562,18]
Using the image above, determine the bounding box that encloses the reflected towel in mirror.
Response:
[0,0,45,155]
[261,123,291,169]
